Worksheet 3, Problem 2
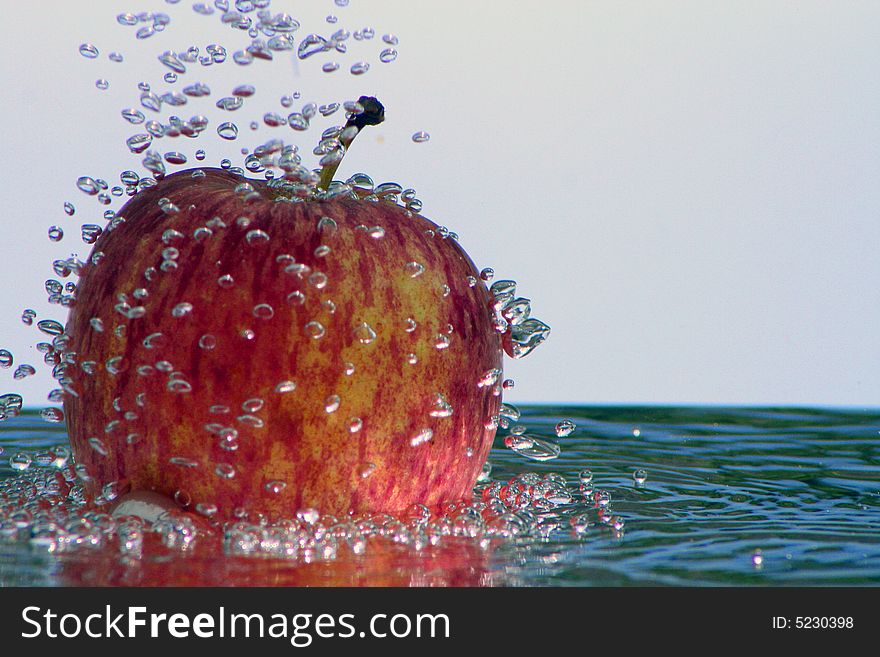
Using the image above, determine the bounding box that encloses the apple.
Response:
[63,98,509,520]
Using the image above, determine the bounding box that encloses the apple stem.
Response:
[318,96,385,191]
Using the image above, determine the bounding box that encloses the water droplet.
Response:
[314,245,331,258]
[504,435,561,461]
[79,43,99,59]
[480,268,494,282]
[217,122,239,139]
[167,379,193,394]
[265,481,287,494]
[245,229,270,245]
[298,34,330,59]
[10,453,33,471]
[195,503,218,517]
[350,61,370,75]
[349,417,363,433]
[297,508,320,525]
[367,226,385,239]
[37,319,64,336]
[324,395,341,413]
[76,176,100,195]
[253,303,275,320]
[215,463,236,479]
[579,470,593,484]
[358,462,376,478]
[0,351,12,368]
[633,469,648,485]
[173,489,192,507]
[308,271,328,289]
[412,131,430,143]
[406,353,417,365]
[555,419,576,438]
[159,50,186,73]
[410,428,433,447]
[275,380,296,393]
[632,427,642,437]
[95,79,110,90]
[172,302,193,317]
[405,261,425,278]
[507,319,551,359]
[88,437,109,456]
[198,334,216,350]
[217,96,244,111]
[353,322,377,345]
[236,414,264,428]
[217,274,235,288]
[429,393,453,418]
[404,318,417,333]
[143,332,168,349]
[379,48,398,63]
[13,364,36,380]
[434,335,450,350]
[287,291,306,306]
[169,456,199,469]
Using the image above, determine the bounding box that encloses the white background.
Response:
[1,0,878,408]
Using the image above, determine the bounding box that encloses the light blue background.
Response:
[1,0,878,407]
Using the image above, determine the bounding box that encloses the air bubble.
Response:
[217,122,239,139]
[350,61,370,75]
[353,322,377,345]
[275,380,296,393]
[405,262,425,278]
[410,428,433,447]
[10,453,33,471]
[253,303,275,319]
[555,419,576,437]
[79,43,99,58]
[325,395,341,413]
[429,393,453,418]
[504,435,561,461]
[265,481,286,494]
[245,229,270,245]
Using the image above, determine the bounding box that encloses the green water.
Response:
[1,406,878,586]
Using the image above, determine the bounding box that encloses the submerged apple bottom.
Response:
[63,169,505,520]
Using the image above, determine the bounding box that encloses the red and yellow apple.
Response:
[64,101,505,519]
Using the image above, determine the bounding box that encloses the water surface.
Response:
[1,405,878,586]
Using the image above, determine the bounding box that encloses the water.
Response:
[1,405,877,586]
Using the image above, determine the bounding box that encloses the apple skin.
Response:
[64,168,503,519]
